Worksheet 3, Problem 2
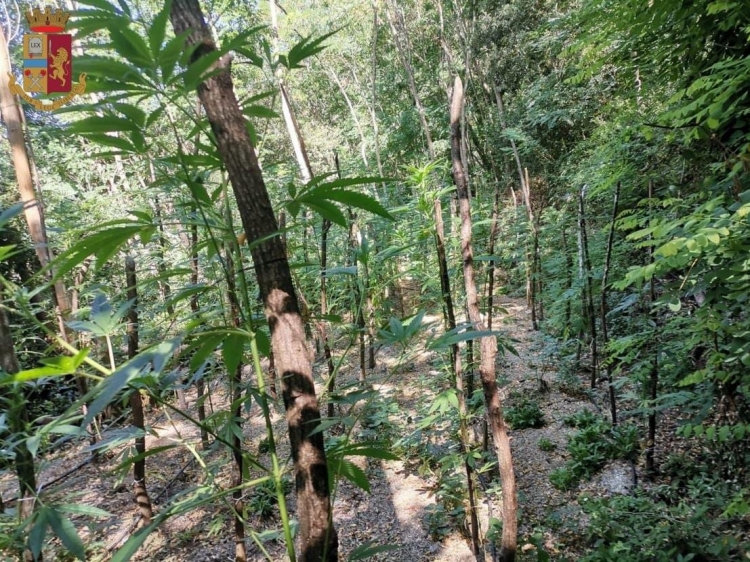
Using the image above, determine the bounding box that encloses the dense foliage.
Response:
[0,0,748,560]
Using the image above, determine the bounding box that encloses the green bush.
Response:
[538,438,556,452]
[506,398,546,429]
[551,411,639,490]
[247,477,293,519]
[579,483,748,562]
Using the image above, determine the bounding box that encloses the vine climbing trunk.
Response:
[125,255,153,526]
[169,2,339,559]
[451,76,517,562]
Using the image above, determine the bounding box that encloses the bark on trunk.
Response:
[125,255,153,526]
[169,3,338,559]
[601,183,620,425]
[451,76,517,562]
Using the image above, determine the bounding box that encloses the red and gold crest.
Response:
[7,7,86,111]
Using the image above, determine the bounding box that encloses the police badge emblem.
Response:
[7,7,86,111]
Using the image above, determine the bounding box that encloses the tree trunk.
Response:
[578,186,598,387]
[169,3,338,559]
[601,183,620,425]
[152,191,175,317]
[188,203,210,446]
[451,76,517,562]
[646,180,659,475]
[369,2,384,178]
[347,211,367,383]
[561,226,573,334]
[225,242,247,562]
[125,255,153,526]
[321,216,337,418]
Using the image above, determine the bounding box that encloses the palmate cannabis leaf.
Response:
[287,175,395,227]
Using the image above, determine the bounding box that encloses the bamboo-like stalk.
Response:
[224,232,247,562]
[125,255,154,526]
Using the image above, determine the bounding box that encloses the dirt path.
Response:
[0,296,616,561]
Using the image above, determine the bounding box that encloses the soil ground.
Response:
[1,297,631,561]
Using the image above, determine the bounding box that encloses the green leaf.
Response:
[57,504,112,518]
[110,521,160,562]
[83,338,181,428]
[75,0,123,13]
[429,389,459,414]
[300,200,348,227]
[322,266,357,276]
[235,46,264,68]
[68,115,139,135]
[242,105,280,119]
[46,509,86,560]
[189,333,226,372]
[181,49,223,90]
[110,26,154,68]
[13,349,90,382]
[159,31,189,84]
[148,0,171,56]
[53,224,147,279]
[80,133,138,153]
[0,202,24,228]
[283,28,342,69]
[428,327,500,350]
[223,333,246,375]
[348,540,401,560]
[308,188,394,221]
[718,425,731,442]
[335,459,370,492]
[74,56,149,87]
[29,507,49,561]
[335,441,399,461]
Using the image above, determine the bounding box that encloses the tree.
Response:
[168,1,338,560]
[451,74,518,562]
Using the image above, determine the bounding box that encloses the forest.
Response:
[0,0,749,560]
